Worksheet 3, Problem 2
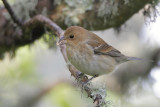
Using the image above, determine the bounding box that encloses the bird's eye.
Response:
[69,35,74,39]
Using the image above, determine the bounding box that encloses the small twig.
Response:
[2,0,22,27]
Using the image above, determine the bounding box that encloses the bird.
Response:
[57,26,142,79]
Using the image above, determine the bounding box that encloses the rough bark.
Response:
[50,0,154,30]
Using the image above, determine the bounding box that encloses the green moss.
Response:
[41,33,57,49]
[98,0,119,17]
[124,0,130,4]
[55,0,93,26]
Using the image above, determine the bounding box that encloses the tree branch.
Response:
[47,0,154,30]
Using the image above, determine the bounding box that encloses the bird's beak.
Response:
[57,36,66,45]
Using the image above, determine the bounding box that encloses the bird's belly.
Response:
[68,52,116,76]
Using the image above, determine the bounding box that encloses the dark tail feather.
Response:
[127,57,143,61]
[127,56,154,62]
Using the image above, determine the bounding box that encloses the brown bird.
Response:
[58,26,141,78]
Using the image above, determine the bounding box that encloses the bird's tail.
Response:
[127,57,143,61]
[127,56,153,62]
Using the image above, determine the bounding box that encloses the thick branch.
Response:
[48,0,154,30]
[82,0,153,30]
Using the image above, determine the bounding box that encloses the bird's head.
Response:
[57,26,89,47]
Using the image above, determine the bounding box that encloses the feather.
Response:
[127,56,153,62]
[90,43,124,57]
[127,57,143,61]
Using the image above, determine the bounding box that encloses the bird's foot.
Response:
[77,73,98,91]
[81,74,99,88]
[86,74,98,83]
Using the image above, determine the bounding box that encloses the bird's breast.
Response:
[66,45,117,76]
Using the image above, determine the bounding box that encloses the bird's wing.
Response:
[94,44,123,57]
[87,40,123,57]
